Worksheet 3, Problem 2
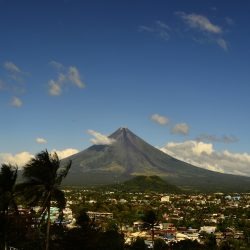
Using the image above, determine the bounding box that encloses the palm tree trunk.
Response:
[151,226,155,250]
[45,197,51,250]
[4,209,9,250]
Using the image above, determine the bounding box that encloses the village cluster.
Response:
[49,188,250,247]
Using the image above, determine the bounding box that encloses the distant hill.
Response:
[62,127,250,192]
[110,175,181,193]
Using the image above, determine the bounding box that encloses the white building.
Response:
[161,196,170,203]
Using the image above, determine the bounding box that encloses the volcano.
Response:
[62,128,250,192]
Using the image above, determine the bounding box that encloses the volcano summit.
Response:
[63,128,250,192]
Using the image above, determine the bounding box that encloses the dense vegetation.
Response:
[103,175,181,193]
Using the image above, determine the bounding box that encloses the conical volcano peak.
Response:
[118,127,129,134]
[109,127,134,139]
[120,127,128,130]
[63,127,250,192]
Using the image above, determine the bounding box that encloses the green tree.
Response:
[130,237,147,250]
[0,163,18,250]
[219,238,249,250]
[0,163,18,214]
[19,150,71,250]
[203,233,217,249]
[171,239,202,250]
[154,238,167,250]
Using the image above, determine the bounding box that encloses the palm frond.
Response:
[16,182,47,206]
[52,188,66,209]
[0,164,18,192]
[23,150,60,186]
[56,160,72,185]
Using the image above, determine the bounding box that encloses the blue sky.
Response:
[1,0,250,176]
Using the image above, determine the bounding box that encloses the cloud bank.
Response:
[0,152,34,168]
[161,140,250,176]
[0,148,79,168]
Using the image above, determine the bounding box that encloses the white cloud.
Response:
[178,12,222,34]
[139,20,170,41]
[2,62,28,106]
[3,61,25,82]
[0,152,34,168]
[52,148,79,159]
[151,114,169,125]
[0,148,79,168]
[87,129,116,145]
[11,96,23,107]
[161,140,250,176]
[68,66,85,88]
[48,80,62,96]
[176,12,229,51]
[4,61,21,73]
[171,123,189,135]
[48,62,85,96]
[36,137,47,144]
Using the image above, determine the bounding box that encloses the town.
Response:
[47,187,250,249]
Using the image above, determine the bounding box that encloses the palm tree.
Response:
[142,209,158,249]
[20,150,71,250]
[0,163,19,250]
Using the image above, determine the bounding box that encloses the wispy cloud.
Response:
[161,140,250,176]
[68,66,85,88]
[151,114,169,125]
[11,96,23,107]
[4,61,21,73]
[36,137,47,144]
[171,123,189,135]
[87,129,116,145]
[2,61,28,107]
[139,20,170,41]
[176,12,228,51]
[48,61,85,96]
[196,133,238,144]
[48,80,62,96]
[177,12,222,34]
[3,61,27,82]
